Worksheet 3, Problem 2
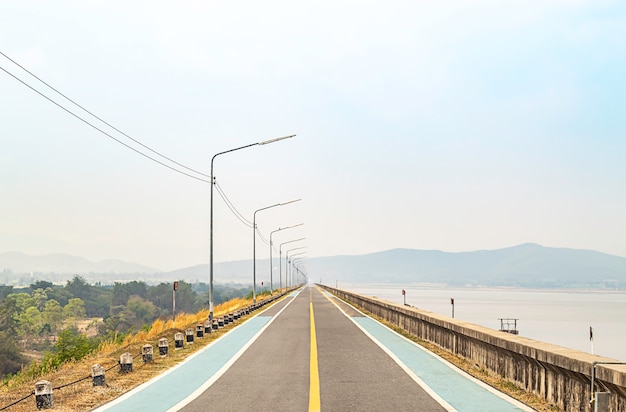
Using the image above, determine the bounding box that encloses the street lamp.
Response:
[209,134,295,320]
[253,199,300,304]
[289,252,307,287]
[292,259,307,285]
[270,223,303,293]
[285,247,307,288]
[292,260,306,287]
[280,239,305,292]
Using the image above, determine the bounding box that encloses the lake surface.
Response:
[338,283,626,362]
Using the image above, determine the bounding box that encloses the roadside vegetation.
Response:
[0,276,252,380]
[0,276,278,411]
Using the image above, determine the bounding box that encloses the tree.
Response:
[32,288,48,311]
[11,292,36,313]
[42,299,64,332]
[63,298,86,319]
[46,287,72,307]
[52,328,96,365]
[0,331,24,378]
[147,282,173,313]
[0,295,19,336]
[65,275,90,300]
[18,306,43,345]
[30,280,53,291]
[171,281,197,314]
[0,285,14,300]
[126,296,158,325]
[112,281,147,306]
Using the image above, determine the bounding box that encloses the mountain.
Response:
[307,243,626,288]
[0,251,159,276]
[2,244,626,289]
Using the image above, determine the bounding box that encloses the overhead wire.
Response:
[214,180,254,228]
[0,52,287,242]
[256,227,270,246]
[0,52,210,182]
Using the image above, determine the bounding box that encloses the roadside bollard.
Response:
[218,317,224,328]
[119,352,133,373]
[142,344,154,363]
[174,332,184,349]
[186,328,194,344]
[158,338,169,356]
[229,313,235,323]
[204,321,212,335]
[223,315,230,326]
[196,324,204,338]
[212,319,219,331]
[91,364,106,386]
[34,380,53,410]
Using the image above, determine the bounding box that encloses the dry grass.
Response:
[0,295,274,412]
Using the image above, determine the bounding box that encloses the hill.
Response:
[2,244,626,289]
[308,243,626,288]
[0,251,159,274]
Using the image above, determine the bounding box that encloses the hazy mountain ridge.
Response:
[2,244,626,288]
[0,251,160,275]
[309,244,626,287]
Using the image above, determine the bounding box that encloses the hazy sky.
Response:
[1,1,625,271]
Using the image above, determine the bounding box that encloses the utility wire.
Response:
[0,52,210,182]
[0,64,210,184]
[214,180,253,227]
[256,227,270,246]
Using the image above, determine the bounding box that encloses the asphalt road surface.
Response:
[96,286,531,412]
[181,287,447,411]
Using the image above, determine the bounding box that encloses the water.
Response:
[339,283,626,362]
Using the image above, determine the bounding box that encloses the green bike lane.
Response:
[321,290,534,412]
[93,292,300,412]
[94,287,534,411]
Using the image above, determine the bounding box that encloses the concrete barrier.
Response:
[119,352,133,373]
[185,328,195,344]
[91,364,106,386]
[158,338,169,356]
[174,332,184,349]
[142,344,154,363]
[320,285,626,412]
[34,380,53,410]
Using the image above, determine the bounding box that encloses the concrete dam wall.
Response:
[320,285,626,412]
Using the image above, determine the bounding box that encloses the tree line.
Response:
[0,276,250,379]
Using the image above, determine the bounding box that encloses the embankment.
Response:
[319,285,626,412]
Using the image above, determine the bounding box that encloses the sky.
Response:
[1,1,625,272]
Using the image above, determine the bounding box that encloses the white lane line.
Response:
[168,291,301,411]
[319,290,456,411]
[322,291,534,412]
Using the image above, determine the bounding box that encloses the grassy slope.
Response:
[0,296,265,412]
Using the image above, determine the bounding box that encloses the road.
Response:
[95,286,533,411]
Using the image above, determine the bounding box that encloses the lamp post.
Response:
[290,252,307,287]
[270,224,303,294]
[253,200,300,304]
[279,238,305,292]
[285,247,307,288]
[292,260,307,285]
[209,134,295,321]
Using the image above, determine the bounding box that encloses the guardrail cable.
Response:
[0,391,35,411]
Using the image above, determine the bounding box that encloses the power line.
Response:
[0,52,210,183]
[214,180,254,228]
[256,227,270,246]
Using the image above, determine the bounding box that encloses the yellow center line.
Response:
[309,293,321,412]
